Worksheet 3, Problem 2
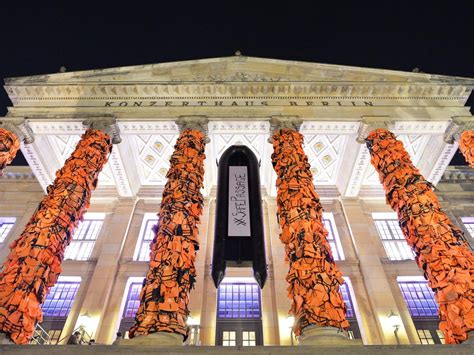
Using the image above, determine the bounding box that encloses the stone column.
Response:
[365,127,474,344]
[0,118,34,175]
[0,119,117,344]
[269,117,353,345]
[127,116,208,346]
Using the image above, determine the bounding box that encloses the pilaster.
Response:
[75,198,138,342]
[340,198,410,345]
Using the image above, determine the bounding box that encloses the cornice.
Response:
[441,166,474,182]
[4,82,470,106]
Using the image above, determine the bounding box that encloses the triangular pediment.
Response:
[5,56,473,85]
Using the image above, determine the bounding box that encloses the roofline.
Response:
[4,55,474,85]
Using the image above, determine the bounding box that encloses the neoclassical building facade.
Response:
[0,56,473,346]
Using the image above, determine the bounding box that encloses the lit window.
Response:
[222,331,236,346]
[461,217,474,238]
[340,283,355,318]
[323,212,344,261]
[134,213,158,261]
[123,282,142,318]
[64,213,104,261]
[0,217,16,243]
[242,331,256,346]
[217,282,261,319]
[372,212,414,261]
[398,278,437,317]
[42,279,81,317]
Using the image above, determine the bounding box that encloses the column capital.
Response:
[443,116,474,144]
[0,118,34,144]
[268,116,302,142]
[356,116,391,144]
[176,115,209,142]
[82,117,121,144]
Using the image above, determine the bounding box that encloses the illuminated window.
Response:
[372,212,414,261]
[340,279,361,339]
[461,217,474,238]
[42,280,80,317]
[242,331,256,346]
[398,279,437,317]
[222,331,236,346]
[0,217,16,243]
[123,282,142,318]
[340,283,354,318]
[134,213,158,261]
[398,277,443,344]
[217,283,261,319]
[64,213,105,261]
[323,212,344,261]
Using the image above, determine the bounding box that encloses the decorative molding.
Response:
[6,83,470,103]
[20,141,51,191]
[175,115,209,140]
[83,117,121,144]
[300,122,359,134]
[441,166,474,181]
[427,142,459,185]
[0,118,34,143]
[209,121,268,134]
[28,121,85,135]
[268,116,302,140]
[119,121,179,134]
[344,144,372,197]
[0,170,37,183]
[356,116,390,143]
[392,121,450,134]
[443,116,474,144]
[108,148,133,197]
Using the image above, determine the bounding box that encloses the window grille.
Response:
[0,219,15,243]
[42,282,80,318]
[217,283,261,319]
[398,280,438,317]
[323,213,344,261]
[123,282,142,318]
[134,213,159,261]
[64,214,104,261]
[373,213,414,261]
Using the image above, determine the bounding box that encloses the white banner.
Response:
[228,166,251,237]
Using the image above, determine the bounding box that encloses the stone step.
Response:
[1,345,473,355]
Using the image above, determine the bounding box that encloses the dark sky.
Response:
[1,2,473,165]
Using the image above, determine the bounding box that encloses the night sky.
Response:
[1,3,473,166]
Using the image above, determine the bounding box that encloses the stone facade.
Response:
[0,56,473,346]
[0,165,472,345]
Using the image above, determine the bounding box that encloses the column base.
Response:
[464,331,474,344]
[118,331,183,346]
[0,333,14,345]
[298,326,362,346]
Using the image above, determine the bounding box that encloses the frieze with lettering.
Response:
[103,100,374,107]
